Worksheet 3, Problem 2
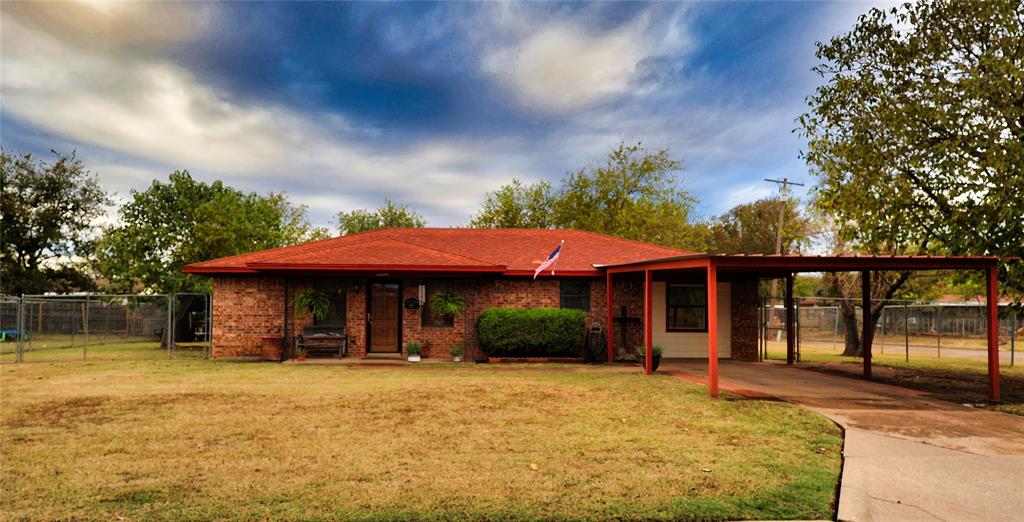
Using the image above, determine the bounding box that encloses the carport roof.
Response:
[598,253,1000,274]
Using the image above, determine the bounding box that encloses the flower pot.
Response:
[297,355,306,362]
[408,354,421,362]
[452,356,462,363]
[638,356,662,372]
[260,336,283,362]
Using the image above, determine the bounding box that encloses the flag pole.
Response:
[552,239,564,276]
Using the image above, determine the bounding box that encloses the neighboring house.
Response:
[183,227,1003,400]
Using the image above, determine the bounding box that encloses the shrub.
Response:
[476,307,586,357]
[448,345,464,357]
[405,340,423,356]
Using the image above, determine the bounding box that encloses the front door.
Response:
[368,283,400,353]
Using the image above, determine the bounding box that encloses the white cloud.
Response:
[484,24,645,113]
[0,3,543,228]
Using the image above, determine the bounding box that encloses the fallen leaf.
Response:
[530,463,538,471]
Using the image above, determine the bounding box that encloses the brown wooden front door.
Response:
[368,283,400,353]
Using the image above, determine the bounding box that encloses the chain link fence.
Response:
[0,293,210,364]
[759,297,1019,366]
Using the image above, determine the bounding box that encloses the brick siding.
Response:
[210,275,664,361]
[730,279,759,361]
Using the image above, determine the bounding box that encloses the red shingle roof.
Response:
[182,228,693,276]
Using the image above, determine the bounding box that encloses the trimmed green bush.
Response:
[476,307,586,357]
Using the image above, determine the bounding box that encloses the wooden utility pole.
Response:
[765,178,805,308]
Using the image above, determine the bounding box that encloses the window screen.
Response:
[560,280,591,311]
[666,283,706,331]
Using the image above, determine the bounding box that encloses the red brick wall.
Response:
[730,279,759,361]
[212,275,643,360]
[606,278,644,359]
[400,279,469,358]
[211,276,286,358]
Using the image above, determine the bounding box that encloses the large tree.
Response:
[336,198,426,235]
[472,142,696,248]
[800,0,1024,297]
[1,150,109,295]
[96,171,327,293]
[471,180,555,229]
[553,142,695,246]
[801,0,1024,355]
[694,197,813,255]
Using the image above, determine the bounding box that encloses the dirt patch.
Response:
[799,361,1024,413]
[2,392,241,429]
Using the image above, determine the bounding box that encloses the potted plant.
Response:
[635,344,664,372]
[294,288,330,321]
[295,345,307,362]
[429,289,465,320]
[405,340,423,362]
[449,345,464,363]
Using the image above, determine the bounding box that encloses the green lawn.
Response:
[1,360,842,521]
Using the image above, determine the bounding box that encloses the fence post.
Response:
[166,295,173,359]
[16,297,24,363]
[832,305,839,352]
[880,307,885,355]
[83,295,89,361]
[904,303,909,363]
[936,306,942,359]
[1011,311,1016,368]
[790,300,798,362]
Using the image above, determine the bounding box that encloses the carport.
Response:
[600,254,1003,401]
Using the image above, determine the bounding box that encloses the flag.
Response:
[533,241,563,280]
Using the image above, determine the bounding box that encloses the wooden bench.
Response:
[297,325,347,358]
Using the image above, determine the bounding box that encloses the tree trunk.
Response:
[839,300,862,356]
[832,270,910,357]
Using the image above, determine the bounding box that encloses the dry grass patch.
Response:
[1,361,841,520]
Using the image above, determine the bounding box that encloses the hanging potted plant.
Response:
[294,288,330,321]
[429,289,465,321]
[405,340,423,362]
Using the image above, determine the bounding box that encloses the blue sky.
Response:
[1,1,885,229]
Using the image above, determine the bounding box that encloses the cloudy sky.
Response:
[1,1,883,229]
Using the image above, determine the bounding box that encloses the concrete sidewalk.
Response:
[661,360,1024,522]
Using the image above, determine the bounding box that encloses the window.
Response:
[314,280,347,326]
[560,280,591,311]
[422,280,455,327]
[666,283,706,331]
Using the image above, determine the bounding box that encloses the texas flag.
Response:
[533,241,563,279]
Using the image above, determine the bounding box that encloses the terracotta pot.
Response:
[297,355,306,362]
[261,336,284,362]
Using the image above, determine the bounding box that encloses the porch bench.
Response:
[297,326,347,358]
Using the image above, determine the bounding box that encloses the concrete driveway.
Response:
[661,360,1024,522]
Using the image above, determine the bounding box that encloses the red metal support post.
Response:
[986,267,1001,402]
[862,270,873,378]
[644,269,653,375]
[785,274,795,365]
[707,262,719,398]
[606,271,614,362]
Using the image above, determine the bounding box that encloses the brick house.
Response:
[183,227,1003,400]
[183,228,759,361]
